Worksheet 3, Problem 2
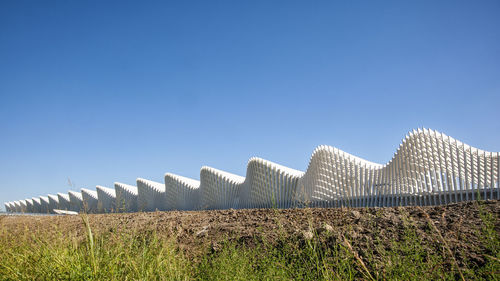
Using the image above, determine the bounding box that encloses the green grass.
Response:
[0,206,498,281]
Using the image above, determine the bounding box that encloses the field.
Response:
[0,200,498,280]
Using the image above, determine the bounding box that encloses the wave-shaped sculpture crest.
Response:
[68,191,83,212]
[20,200,27,213]
[164,173,200,211]
[57,193,71,211]
[32,198,41,213]
[5,129,499,213]
[40,196,49,213]
[297,129,499,208]
[47,195,59,214]
[4,202,11,213]
[137,178,167,212]
[96,186,116,213]
[115,182,138,212]
[15,201,21,213]
[81,188,98,213]
[198,166,245,210]
[25,199,34,213]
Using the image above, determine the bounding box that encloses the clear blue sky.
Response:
[1,0,499,210]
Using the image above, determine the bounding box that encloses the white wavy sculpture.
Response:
[32,198,42,213]
[25,199,34,213]
[4,129,500,213]
[39,196,49,213]
[47,194,59,214]
[19,200,27,213]
[165,159,303,210]
[81,188,98,213]
[164,173,200,211]
[4,202,11,213]
[68,191,83,212]
[115,182,138,212]
[298,129,499,208]
[12,201,21,213]
[57,193,71,211]
[137,178,167,211]
[13,201,20,213]
[198,166,245,210]
[96,185,116,213]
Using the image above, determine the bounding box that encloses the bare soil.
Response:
[1,200,499,267]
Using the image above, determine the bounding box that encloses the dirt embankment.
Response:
[1,200,499,265]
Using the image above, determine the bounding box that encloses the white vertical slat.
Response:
[326,148,336,208]
[356,162,362,207]
[429,130,440,205]
[436,131,448,204]
[481,151,487,200]
[332,148,341,207]
[497,152,500,199]
[448,136,458,203]
[459,140,466,202]
[490,152,495,200]
[409,131,420,206]
[318,149,327,208]
[421,129,431,205]
[396,146,405,206]
[406,131,415,205]
[487,152,494,200]
[348,155,355,207]
[470,146,477,201]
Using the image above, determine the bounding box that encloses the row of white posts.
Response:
[4,129,499,214]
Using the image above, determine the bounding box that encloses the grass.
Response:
[0,204,498,280]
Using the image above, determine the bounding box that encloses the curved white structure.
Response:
[164,158,306,211]
[32,197,41,213]
[57,193,71,211]
[4,202,11,213]
[137,178,166,212]
[164,173,200,211]
[81,188,98,213]
[47,194,59,214]
[242,158,304,209]
[14,201,21,213]
[5,129,499,213]
[96,185,116,213]
[68,190,83,212]
[297,129,499,207]
[19,200,27,213]
[198,166,245,210]
[25,199,34,213]
[39,197,50,213]
[114,182,138,212]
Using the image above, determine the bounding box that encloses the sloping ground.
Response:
[1,201,498,259]
[0,200,498,280]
